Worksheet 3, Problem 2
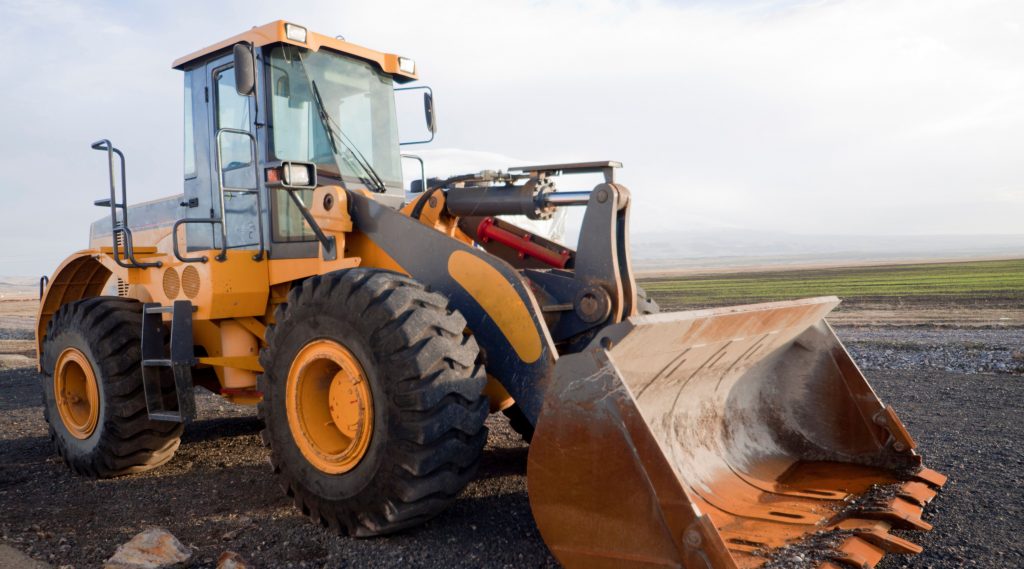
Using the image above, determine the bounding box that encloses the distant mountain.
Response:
[0,277,38,298]
[0,278,38,288]
[629,230,1024,270]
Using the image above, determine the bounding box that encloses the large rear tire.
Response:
[40,297,183,477]
[258,269,488,536]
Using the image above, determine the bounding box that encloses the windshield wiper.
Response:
[309,80,388,193]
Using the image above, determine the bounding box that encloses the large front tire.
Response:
[40,297,183,477]
[258,269,488,536]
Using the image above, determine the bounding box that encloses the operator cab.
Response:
[173,21,433,260]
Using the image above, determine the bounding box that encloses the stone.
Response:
[216,551,251,569]
[104,528,191,569]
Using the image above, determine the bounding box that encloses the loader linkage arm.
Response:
[347,159,635,425]
[436,161,639,350]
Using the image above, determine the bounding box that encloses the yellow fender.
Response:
[36,250,113,367]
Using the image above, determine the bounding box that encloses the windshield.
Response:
[267,45,402,189]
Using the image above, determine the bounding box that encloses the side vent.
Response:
[181,265,201,299]
[162,267,181,299]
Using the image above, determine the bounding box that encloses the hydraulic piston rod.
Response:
[540,191,591,207]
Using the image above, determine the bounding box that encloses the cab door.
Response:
[206,55,260,253]
[181,65,214,251]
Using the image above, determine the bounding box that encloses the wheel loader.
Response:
[36,21,945,568]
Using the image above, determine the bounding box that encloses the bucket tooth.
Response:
[913,466,948,488]
[832,519,923,554]
[854,528,923,555]
[830,536,886,568]
[849,496,933,531]
[528,297,944,569]
[898,480,939,506]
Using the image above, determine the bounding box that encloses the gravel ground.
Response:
[868,369,1023,568]
[0,368,553,568]
[838,327,1024,375]
[1,329,1021,568]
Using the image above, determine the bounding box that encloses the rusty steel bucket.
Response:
[528,297,945,569]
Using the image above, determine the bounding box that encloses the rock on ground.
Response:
[216,551,251,569]
[104,528,191,569]
[0,544,50,569]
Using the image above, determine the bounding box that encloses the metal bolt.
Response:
[578,294,599,316]
[323,193,335,211]
[595,189,609,203]
[428,196,438,207]
[893,442,907,452]
[684,529,702,547]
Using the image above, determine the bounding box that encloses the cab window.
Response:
[183,71,197,179]
[214,67,255,188]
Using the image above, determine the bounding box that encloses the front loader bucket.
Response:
[528,297,945,569]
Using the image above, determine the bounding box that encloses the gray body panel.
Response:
[90,195,185,244]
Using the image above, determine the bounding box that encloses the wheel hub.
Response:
[286,340,373,474]
[54,347,99,440]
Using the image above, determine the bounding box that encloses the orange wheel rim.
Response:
[54,347,100,440]
[286,339,374,474]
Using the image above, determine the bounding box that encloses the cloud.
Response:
[0,0,1021,275]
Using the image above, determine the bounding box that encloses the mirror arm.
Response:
[282,189,337,260]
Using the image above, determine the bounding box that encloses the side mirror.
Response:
[233,43,256,96]
[423,92,437,134]
[396,86,436,145]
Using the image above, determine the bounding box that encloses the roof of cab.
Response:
[171,20,418,83]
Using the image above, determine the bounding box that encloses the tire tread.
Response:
[40,297,183,478]
[258,269,487,537]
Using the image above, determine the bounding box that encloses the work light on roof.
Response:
[285,23,307,43]
[398,57,416,74]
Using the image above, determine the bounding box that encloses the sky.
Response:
[0,0,1022,276]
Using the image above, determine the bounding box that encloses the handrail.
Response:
[172,128,266,263]
[215,128,265,261]
[401,154,427,194]
[90,139,162,269]
[172,219,223,263]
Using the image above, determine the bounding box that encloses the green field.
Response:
[640,258,1024,309]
